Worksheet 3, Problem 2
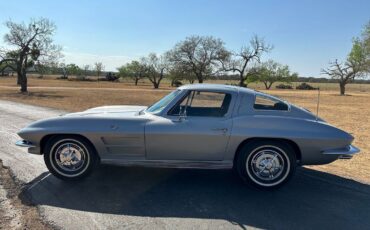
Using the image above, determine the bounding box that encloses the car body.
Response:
[16,84,360,188]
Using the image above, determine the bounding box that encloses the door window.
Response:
[169,91,232,117]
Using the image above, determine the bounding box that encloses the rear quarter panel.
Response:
[226,115,353,165]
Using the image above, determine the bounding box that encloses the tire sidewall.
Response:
[236,140,296,189]
[44,136,98,180]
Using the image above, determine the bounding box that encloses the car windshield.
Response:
[146,90,181,113]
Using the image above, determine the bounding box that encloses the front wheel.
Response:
[236,140,296,189]
[44,136,98,180]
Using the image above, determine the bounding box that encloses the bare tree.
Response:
[168,36,229,83]
[142,53,169,88]
[83,65,90,76]
[321,59,362,95]
[222,36,272,87]
[94,62,104,78]
[322,22,369,95]
[1,18,61,92]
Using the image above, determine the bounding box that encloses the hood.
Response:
[18,105,150,140]
[62,105,148,118]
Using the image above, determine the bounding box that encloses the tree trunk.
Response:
[17,74,21,85]
[135,78,139,86]
[196,73,204,83]
[153,82,159,89]
[239,74,246,87]
[20,73,27,92]
[267,82,273,90]
[339,82,346,95]
[16,70,22,85]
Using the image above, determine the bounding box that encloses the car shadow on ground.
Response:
[20,166,370,229]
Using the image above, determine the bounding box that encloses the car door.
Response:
[145,90,235,161]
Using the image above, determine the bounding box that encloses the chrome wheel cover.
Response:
[49,139,91,177]
[55,142,86,172]
[246,145,290,187]
[250,150,284,181]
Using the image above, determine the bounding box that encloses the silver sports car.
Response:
[16,84,360,188]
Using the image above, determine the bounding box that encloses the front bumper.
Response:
[322,145,360,160]
[15,140,41,155]
[15,140,35,148]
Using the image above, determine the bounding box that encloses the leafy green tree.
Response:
[65,64,82,76]
[361,21,370,61]
[117,60,147,85]
[167,64,197,85]
[250,60,298,89]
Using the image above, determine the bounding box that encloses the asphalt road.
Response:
[1,100,370,229]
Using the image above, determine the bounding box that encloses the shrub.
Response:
[57,75,68,80]
[173,80,183,87]
[276,84,293,89]
[296,83,317,90]
[68,76,94,81]
[105,72,119,81]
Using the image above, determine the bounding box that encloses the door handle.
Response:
[212,128,228,133]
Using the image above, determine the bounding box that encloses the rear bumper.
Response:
[322,145,360,160]
[15,140,41,155]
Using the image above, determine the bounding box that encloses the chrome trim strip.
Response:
[101,159,233,169]
[15,140,36,148]
[322,145,360,156]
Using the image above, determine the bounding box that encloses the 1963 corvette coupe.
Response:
[16,84,360,188]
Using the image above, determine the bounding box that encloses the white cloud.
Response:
[61,51,133,71]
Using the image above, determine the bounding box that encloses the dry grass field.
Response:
[0,75,369,184]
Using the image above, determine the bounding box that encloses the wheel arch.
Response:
[40,134,99,160]
[233,137,302,165]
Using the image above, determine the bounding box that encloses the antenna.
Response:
[316,87,320,121]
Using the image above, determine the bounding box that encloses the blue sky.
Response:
[0,0,369,76]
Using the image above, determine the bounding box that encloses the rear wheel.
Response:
[44,136,98,180]
[236,140,296,189]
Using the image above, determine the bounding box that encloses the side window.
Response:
[254,95,288,111]
[169,91,232,117]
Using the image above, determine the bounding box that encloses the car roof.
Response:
[178,83,256,95]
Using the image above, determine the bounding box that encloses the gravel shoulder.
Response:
[0,160,51,229]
